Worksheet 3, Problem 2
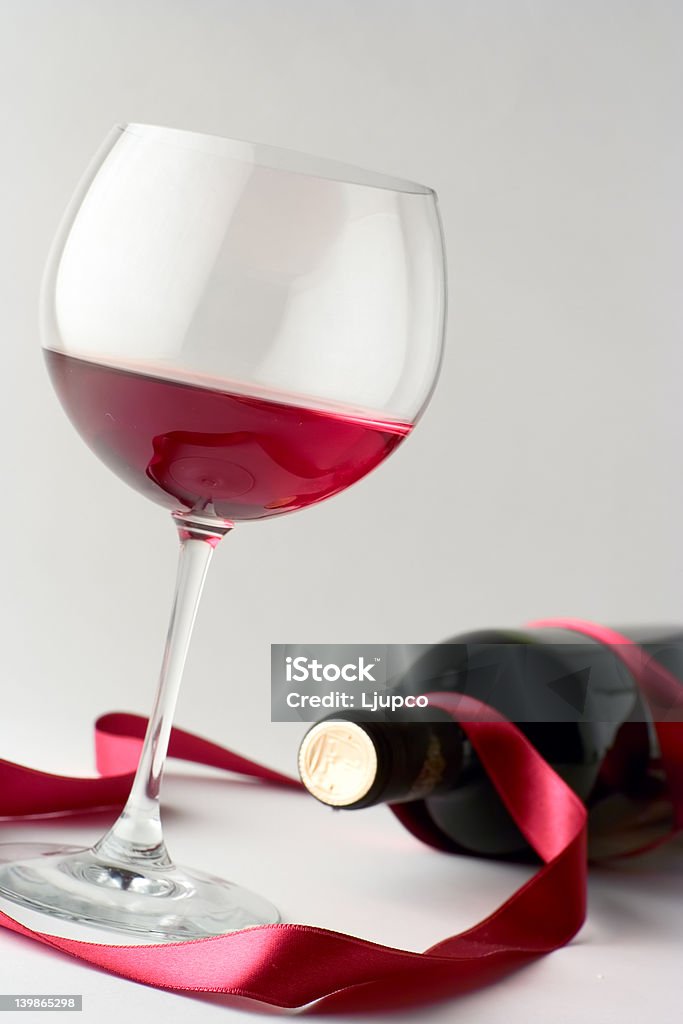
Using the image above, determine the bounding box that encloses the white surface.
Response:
[1,1,682,1021]
[0,765,681,1023]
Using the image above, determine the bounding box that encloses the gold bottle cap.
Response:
[298,720,378,807]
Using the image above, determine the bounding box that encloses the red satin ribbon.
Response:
[0,620,679,1011]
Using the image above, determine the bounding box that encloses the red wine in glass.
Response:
[45,351,412,521]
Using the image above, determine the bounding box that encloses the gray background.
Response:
[0,2,681,1022]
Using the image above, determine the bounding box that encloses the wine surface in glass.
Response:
[45,351,411,521]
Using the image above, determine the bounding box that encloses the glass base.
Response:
[0,843,279,942]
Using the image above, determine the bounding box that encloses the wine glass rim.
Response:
[116,123,435,196]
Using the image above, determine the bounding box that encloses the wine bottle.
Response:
[298,627,675,858]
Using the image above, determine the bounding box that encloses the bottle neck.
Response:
[298,710,465,809]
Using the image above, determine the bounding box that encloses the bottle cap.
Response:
[298,720,378,807]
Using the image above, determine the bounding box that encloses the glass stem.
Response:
[93,511,233,869]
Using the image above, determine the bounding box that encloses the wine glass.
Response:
[0,124,446,941]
